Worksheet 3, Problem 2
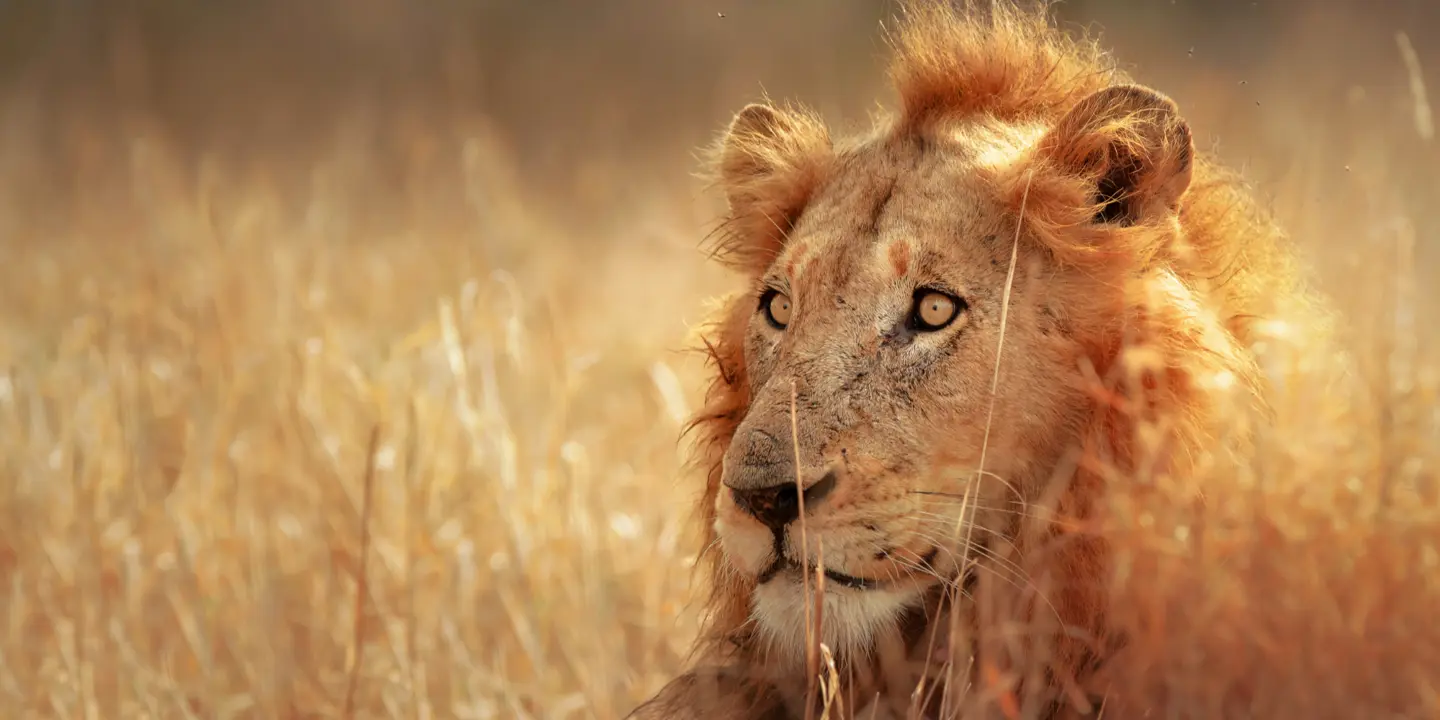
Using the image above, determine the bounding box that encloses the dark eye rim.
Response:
[908,287,967,332]
[758,287,790,330]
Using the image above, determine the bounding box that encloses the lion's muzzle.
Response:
[722,417,841,530]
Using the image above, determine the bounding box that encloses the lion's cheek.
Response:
[799,493,917,568]
[813,479,911,531]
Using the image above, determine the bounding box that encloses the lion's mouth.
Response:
[755,546,940,592]
[756,561,880,590]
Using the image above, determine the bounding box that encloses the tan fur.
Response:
[632,2,1324,718]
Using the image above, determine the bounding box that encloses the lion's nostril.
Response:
[731,484,800,530]
[773,485,798,517]
[730,469,839,531]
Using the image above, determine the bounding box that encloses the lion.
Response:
[629,1,1323,718]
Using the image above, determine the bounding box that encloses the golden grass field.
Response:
[0,1,1438,718]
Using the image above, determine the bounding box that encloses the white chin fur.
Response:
[751,572,924,666]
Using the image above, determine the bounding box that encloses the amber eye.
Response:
[911,290,963,331]
[762,290,792,329]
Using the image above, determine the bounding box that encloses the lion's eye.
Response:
[911,290,963,331]
[762,290,792,329]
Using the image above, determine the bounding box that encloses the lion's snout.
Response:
[723,426,841,530]
[726,468,839,531]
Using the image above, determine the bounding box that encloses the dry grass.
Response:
[1,1,1438,718]
[0,122,722,718]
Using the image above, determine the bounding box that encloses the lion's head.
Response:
[672,0,1313,711]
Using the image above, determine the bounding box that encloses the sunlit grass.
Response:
[0,126,720,718]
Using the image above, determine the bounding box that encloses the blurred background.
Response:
[3,0,1438,332]
[0,0,1436,717]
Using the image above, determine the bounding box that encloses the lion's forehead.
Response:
[778,130,1015,303]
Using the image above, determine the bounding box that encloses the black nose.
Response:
[730,471,837,530]
[731,483,799,530]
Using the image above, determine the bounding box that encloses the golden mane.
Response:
[676,0,1325,709]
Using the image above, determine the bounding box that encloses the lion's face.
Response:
[706,86,1195,664]
[713,127,1089,661]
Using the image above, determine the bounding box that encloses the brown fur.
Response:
[633,1,1324,718]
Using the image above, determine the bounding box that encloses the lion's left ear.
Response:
[1034,84,1194,225]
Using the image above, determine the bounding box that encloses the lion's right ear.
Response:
[1032,85,1195,226]
[994,85,1195,273]
[711,102,832,273]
